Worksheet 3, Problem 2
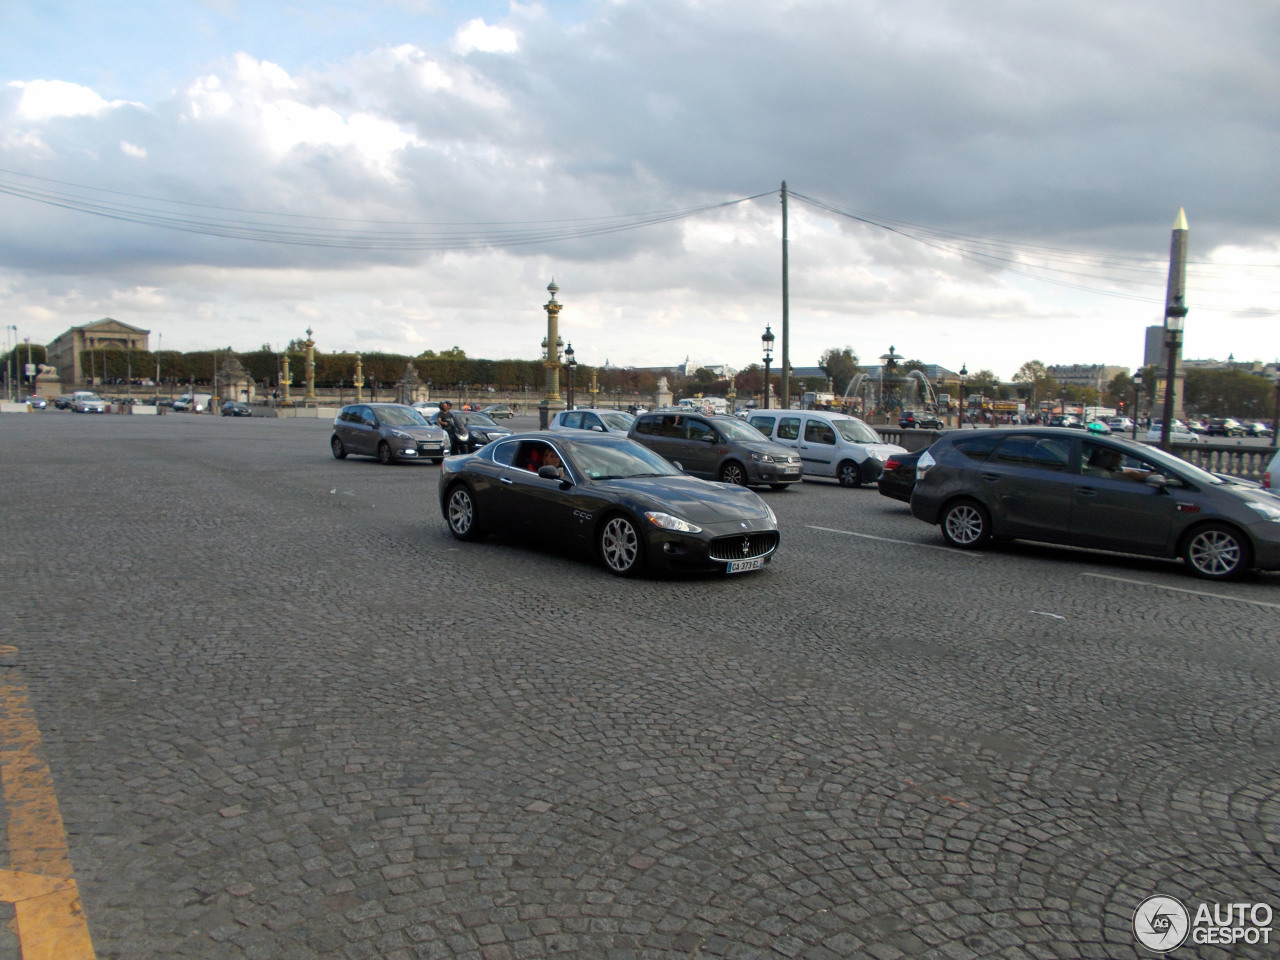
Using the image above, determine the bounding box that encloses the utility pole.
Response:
[1160,209,1188,450]
[780,181,790,410]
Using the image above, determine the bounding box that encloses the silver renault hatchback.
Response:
[331,403,451,464]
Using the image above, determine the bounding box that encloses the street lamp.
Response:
[957,364,968,429]
[1131,373,1143,440]
[1160,298,1187,450]
[1270,367,1280,447]
[565,343,577,411]
[761,324,775,410]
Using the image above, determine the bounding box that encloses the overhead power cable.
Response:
[0,169,769,250]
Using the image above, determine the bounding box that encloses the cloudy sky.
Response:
[2,0,1277,381]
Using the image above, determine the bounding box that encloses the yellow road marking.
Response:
[0,673,97,959]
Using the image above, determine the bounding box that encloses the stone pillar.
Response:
[282,355,292,402]
[304,327,317,402]
[354,355,364,402]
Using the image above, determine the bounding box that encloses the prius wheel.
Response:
[446,485,484,541]
[599,515,644,577]
[941,498,990,549]
[331,436,347,459]
[837,460,862,488]
[1183,524,1249,580]
[377,442,394,465]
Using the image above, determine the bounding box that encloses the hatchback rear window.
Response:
[951,433,1001,460]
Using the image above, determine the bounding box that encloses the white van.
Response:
[746,410,906,487]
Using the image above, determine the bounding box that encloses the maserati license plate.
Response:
[727,557,763,574]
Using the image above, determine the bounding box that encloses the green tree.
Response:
[1012,360,1058,405]
[1183,368,1275,418]
[819,347,860,394]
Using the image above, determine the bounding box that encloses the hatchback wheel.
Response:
[331,435,347,460]
[1183,523,1249,580]
[446,485,485,541]
[719,462,747,486]
[377,441,394,465]
[941,499,990,549]
[599,515,644,576]
[837,460,862,488]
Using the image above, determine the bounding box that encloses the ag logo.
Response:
[1133,895,1190,952]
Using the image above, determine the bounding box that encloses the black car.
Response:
[1207,418,1246,437]
[909,428,1280,579]
[428,411,513,451]
[876,448,926,503]
[899,412,943,430]
[438,433,780,577]
[221,401,253,417]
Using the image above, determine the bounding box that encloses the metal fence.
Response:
[877,427,1277,481]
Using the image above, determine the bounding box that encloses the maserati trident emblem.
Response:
[741,536,751,556]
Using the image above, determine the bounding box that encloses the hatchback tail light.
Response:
[884,457,901,471]
[1265,471,1272,490]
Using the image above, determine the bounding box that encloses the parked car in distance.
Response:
[53,394,74,409]
[629,411,802,488]
[748,410,905,488]
[172,393,212,413]
[438,432,780,577]
[548,408,635,434]
[331,402,450,464]
[1185,419,1209,434]
[1145,420,1200,443]
[877,448,927,503]
[71,391,107,413]
[899,411,944,429]
[910,427,1280,579]
[479,404,515,419]
[1107,417,1135,432]
[1206,417,1246,437]
[1245,421,1273,438]
[221,401,253,417]
[23,396,48,409]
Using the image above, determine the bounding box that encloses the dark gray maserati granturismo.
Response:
[438,432,780,577]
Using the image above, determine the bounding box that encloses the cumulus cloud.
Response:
[450,18,519,55]
[1,0,1278,376]
[10,79,140,118]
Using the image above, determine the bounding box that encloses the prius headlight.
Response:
[645,511,703,534]
[1247,501,1280,523]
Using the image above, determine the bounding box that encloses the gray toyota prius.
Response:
[909,428,1280,580]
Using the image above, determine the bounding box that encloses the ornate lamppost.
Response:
[1131,373,1143,440]
[354,354,364,402]
[957,364,968,429]
[761,324,775,410]
[281,354,292,403]
[565,342,577,411]
[589,369,599,408]
[538,280,566,428]
[1160,300,1186,451]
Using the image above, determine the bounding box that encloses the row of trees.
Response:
[6,341,1274,419]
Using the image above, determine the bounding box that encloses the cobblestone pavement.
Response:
[1,413,1278,959]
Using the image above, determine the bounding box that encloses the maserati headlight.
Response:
[645,511,703,534]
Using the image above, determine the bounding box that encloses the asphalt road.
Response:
[1,412,1278,959]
